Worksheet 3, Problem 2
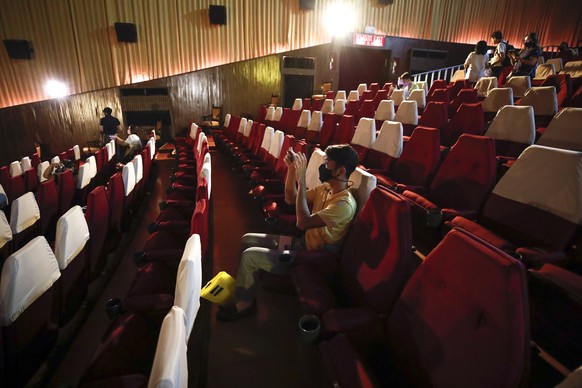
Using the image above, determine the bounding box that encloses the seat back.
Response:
[485,105,535,156]
[364,121,403,171]
[333,115,355,145]
[10,192,40,237]
[546,57,563,73]
[391,89,406,106]
[427,79,448,97]
[444,102,485,147]
[122,163,136,196]
[132,154,144,185]
[321,99,334,114]
[517,86,559,116]
[174,234,203,338]
[358,99,375,119]
[0,236,61,386]
[357,83,367,96]
[429,134,496,211]
[0,210,13,260]
[148,306,188,387]
[534,63,556,80]
[85,185,109,279]
[506,76,531,98]
[386,228,529,388]
[9,161,22,177]
[374,100,395,122]
[318,114,336,147]
[338,186,411,315]
[482,145,582,250]
[38,161,50,183]
[417,101,448,134]
[351,118,377,161]
[474,77,498,97]
[57,169,75,215]
[482,87,514,113]
[306,111,323,143]
[408,88,426,109]
[335,90,346,101]
[449,88,479,117]
[305,148,326,189]
[292,98,302,111]
[76,163,92,190]
[348,167,377,217]
[373,89,389,109]
[332,98,346,115]
[107,172,124,232]
[37,179,59,237]
[537,107,582,150]
[392,127,441,188]
[394,100,418,125]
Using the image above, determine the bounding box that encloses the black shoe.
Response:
[216,300,257,322]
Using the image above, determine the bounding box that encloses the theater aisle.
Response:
[204,147,327,387]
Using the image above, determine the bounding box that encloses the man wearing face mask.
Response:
[216,144,359,321]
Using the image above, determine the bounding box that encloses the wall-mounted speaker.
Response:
[3,39,33,59]
[379,0,394,4]
[300,0,315,10]
[209,5,227,25]
[114,22,138,43]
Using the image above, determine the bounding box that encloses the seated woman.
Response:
[114,124,143,164]
[509,32,542,79]
[43,159,76,182]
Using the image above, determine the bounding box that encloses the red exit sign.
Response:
[353,33,386,47]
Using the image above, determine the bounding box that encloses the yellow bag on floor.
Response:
[201,271,236,304]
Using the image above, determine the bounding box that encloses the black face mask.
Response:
[318,163,336,182]
[524,41,534,48]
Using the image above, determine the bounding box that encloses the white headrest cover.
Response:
[374,121,403,158]
[349,167,378,215]
[292,98,302,111]
[519,86,558,116]
[408,89,426,108]
[51,156,61,165]
[9,161,22,177]
[475,77,498,97]
[122,163,136,196]
[0,236,61,325]
[261,126,274,151]
[321,99,334,114]
[493,145,582,224]
[0,210,12,250]
[335,90,346,101]
[486,105,535,144]
[507,76,531,97]
[308,111,323,132]
[482,88,514,112]
[305,149,326,189]
[265,107,275,121]
[76,163,92,189]
[20,157,32,172]
[238,118,247,134]
[273,107,283,121]
[148,138,156,159]
[86,156,97,179]
[357,83,367,95]
[298,110,311,128]
[73,145,81,160]
[333,99,346,115]
[55,206,90,270]
[538,108,582,151]
[200,155,212,200]
[394,100,418,125]
[223,113,231,128]
[132,154,143,183]
[38,161,50,183]
[105,143,113,161]
[147,306,188,388]
[190,123,199,141]
[196,133,207,160]
[268,131,285,158]
[375,100,395,121]
[347,90,359,101]
[391,89,406,105]
[174,234,203,338]
[352,118,377,148]
[10,192,40,234]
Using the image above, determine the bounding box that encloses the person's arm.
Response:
[114,134,126,146]
[284,149,298,205]
[43,163,58,180]
[293,152,326,230]
[515,51,539,66]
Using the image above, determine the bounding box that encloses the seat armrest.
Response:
[516,247,568,269]
[446,218,515,251]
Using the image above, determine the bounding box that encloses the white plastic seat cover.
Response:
[349,167,377,216]
[518,86,558,116]
[132,154,143,184]
[273,107,283,121]
[507,76,531,98]
[357,83,367,96]
[391,89,406,106]
[408,89,426,108]
[265,107,275,121]
[394,100,419,125]
[51,155,61,165]
[0,236,61,325]
[0,210,12,250]
[73,145,81,161]
[199,153,212,200]
[147,306,188,388]
[10,192,40,234]
[260,126,274,155]
[321,99,334,114]
[305,149,326,189]
[189,123,199,141]
[297,110,311,128]
[352,118,377,149]
[148,138,156,160]
[534,63,556,80]
[335,90,346,101]
[546,58,563,73]
[122,163,136,196]
[38,161,50,183]
[292,98,302,111]
[268,130,285,159]
[347,90,359,101]
[485,105,536,145]
[237,118,247,135]
[475,77,499,97]
[174,234,203,338]
[374,121,404,159]
[333,99,346,115]
[85,155,97,179]
[537,108,582,151]
[9,161,22,177]
[75,163,92,189]
[307,111,323,133]
[375,100,395,121]
[223,113,231,128]
[105,142,114,161]
[54,206,90,270]
[20,157,32,172]
[482,88,514,113]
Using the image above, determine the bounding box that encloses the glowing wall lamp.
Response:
[324,2,357,38]
[44,80,69,98]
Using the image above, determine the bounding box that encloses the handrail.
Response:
[412,64,464,86]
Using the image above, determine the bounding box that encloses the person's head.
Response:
[320,144,359,183]
[490,31,503,44]
[398,72,413,88]
[102,107,113,116]
[524,32,539,48]
[559,41,569,51]
[475,40,488,55]
[55,159,75,174]
[127,124,137,135]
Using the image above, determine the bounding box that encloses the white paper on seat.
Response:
[20,157,32,172]
[333,99,346,115]
[482,88,513,112]
[75,164,92,189]
[394,100,418,125]
[349,167,377,216]
[9,161,22,177]
[122,163,136,196]
[298,110,311,128]
[0,210,12,250]
[537,108,582,151]
[375,100,395,121]
[10,192,40,234]
[55,206,90,270]
[352,118,376,148]
[374,121,403,159]
[494,145,582,224]
[518,86,558,116]
[0,236,61,325]
[147,306,188,388]
[174,234,203,339]
[486,105,535,144]
[305,149,326,189]
[132,155,143,184]
[308,111,323,133]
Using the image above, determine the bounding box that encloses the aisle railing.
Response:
[412,64,464,86]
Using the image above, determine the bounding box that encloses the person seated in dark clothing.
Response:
[509,32,542,79]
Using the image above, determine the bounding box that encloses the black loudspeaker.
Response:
[300,0,315,10]
[209,5,227,25]
[114,22,138,43]
[3,39,33,59]
[379,0,394,4]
